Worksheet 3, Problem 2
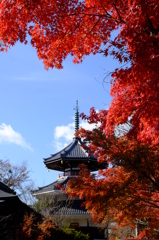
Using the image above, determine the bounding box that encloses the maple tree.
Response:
[66,109,159,238]
[20,213,89,240]
[0,0,158,144]
[0,0,159,237]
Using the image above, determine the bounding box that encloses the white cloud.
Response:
[54,141,69,151]
[0,123,33,151]
[54,123,75,141]
[53,120,98,151]
[80,121,98,131]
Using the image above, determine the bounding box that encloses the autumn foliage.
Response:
[20,214,89,240]
[66,109,159,238]
[20,214,55,240]
[0,0,158,143]
[0,0,159,238]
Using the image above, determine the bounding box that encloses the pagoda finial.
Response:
[75,100,79,132]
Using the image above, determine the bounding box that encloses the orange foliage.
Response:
[66,109,159,237]
[21,214,55,240]
[0,0,158,143]
[0,1,159,237]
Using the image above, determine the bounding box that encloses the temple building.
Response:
[33,101,105,240]
[0,181,40,239]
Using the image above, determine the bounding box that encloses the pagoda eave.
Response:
[44,158,105,172]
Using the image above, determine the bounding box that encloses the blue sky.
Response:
[0,41,118,188]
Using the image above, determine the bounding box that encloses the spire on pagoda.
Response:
[75,100,79,132]
[43,101,105,176]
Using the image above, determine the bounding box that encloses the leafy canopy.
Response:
[0,0,159,237]
[21,214,89,240]
[66,110,159,237]
[0,0,158,144]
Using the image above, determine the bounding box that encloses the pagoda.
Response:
[33,101,105,240]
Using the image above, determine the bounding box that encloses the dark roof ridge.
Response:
[44,137,84,162]
[44,141,74,161]
[37,176,69,190]
[61,137,81,156]
[32,176,71,195]
[0,181,15,195]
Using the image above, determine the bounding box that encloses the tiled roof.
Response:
[33,176,69,195]
[44,137,96,162]
[0,189,17,199]
[0,182,17,199]
[54,207,90,216]
[33,177,89,217]
[43,137,102,172]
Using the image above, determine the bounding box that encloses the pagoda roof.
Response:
[33,176,89,217]
[44,137,104,172]
[33,176,69,196]
[45,137,96,161]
